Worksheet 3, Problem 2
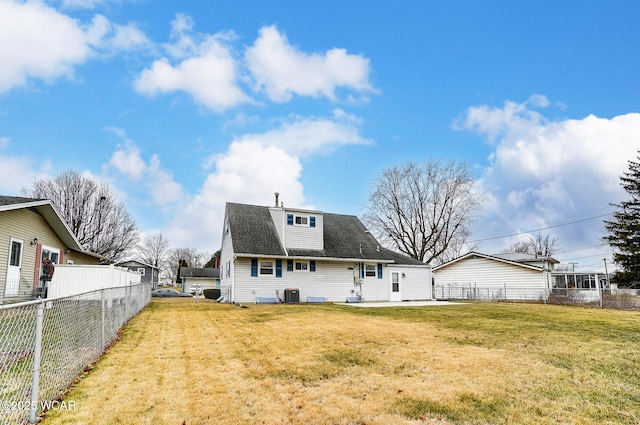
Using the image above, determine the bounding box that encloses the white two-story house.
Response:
[219,199,432,304]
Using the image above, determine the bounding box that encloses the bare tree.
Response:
[528,232,559,257]
[501,240,532,254]
[137,233,170,278]
[363,160,485,265]
[167,247,209,282]
[502,232,559,257]
[22,170,138,262]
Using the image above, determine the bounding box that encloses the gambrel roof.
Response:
[225,202,425,266]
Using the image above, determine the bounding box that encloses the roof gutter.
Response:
[233,253,395,264]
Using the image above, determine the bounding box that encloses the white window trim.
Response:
[259,260,274,276]
[365,263,376,277]
[294,261,309,272]
[41,244,61,264]
[294,215,309,227]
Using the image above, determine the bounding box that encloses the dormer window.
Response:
[287,213,316,227]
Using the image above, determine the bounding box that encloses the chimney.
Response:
[274,192,280,207]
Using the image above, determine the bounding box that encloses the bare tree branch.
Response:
[22,170,138,262]
[137,233,171,278]
[363,160,485,265]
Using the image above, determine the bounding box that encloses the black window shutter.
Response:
[251,258,258,277]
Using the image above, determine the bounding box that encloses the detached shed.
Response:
[432,252,557,301]
[179,267,220,290]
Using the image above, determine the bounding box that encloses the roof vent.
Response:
[274,192,280,207]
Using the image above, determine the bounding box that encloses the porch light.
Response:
[31,237,38,246]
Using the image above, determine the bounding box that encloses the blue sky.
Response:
[2,0,639,271]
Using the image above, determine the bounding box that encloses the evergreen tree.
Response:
[175,259,189,283]
[604,153,640,285]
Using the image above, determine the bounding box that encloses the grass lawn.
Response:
[41,299,640,424]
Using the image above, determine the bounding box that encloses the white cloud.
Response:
[61,0,108,9]
[103,129,185,206]
[134,14,251,112]
[245,25,374,103]
[229,110,372,158]
[454,95,549,144]
[165,141,306,248]
[0,1,150,92]
[165,110,371,249]
[0,0,92,91]
[106,139,146,180]
[458,96,640,256]
[0,154,48,194]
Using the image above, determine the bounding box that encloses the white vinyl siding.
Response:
[284,212,323,250]
[388,265,432,301]
[231,260,431,303]
[268,208,285,247]
[434,256,548,301]
[0,208,99,299]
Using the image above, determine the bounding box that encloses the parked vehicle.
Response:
[152,288,193,298]
[189,285,202,295]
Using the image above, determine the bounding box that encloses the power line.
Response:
[555,243,607,255]
[558,252,614,262]
[469,212,613,243]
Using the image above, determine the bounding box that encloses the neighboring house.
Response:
[179,267,220,290]
[551,270,609,302]
[432,251,559,301]
[219,200,431,303]
[117,260,160,289]
[0,196,106,303]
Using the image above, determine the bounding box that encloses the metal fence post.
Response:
[101,289,106,352]
[29,301,44,424]
[125,285,130,321]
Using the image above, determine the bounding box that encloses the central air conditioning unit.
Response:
[284,288,299,304]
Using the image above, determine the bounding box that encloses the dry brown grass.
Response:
[40,299,640,425]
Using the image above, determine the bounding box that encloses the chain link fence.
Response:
[434,283,640,310]
[0,283,151,425]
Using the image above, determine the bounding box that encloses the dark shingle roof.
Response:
[0,196,41,207]
[179,267,220,279]
[226,202,425,265]
[226,203,286,256]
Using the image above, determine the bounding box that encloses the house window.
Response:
[295,261,308,271]
[41,245,60,265]
[260,261,274,275]
[137,268,146,276]
[10,241,21,266]
[287,214,316,227]
[365,264,376,277]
